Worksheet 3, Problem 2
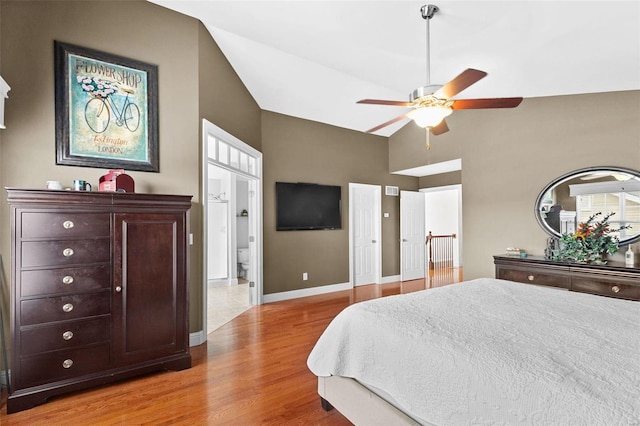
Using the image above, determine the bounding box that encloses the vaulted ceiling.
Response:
[149,1,640,137]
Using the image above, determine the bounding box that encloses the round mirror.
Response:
[535,166,640,245]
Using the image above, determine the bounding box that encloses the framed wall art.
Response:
[55,41,159,172]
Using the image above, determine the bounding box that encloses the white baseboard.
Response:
[189,330,206,347]
[208,277,238,286]
[263,281,352,303]
[381,275,401,284]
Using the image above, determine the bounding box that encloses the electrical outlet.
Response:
[303,272,308,280]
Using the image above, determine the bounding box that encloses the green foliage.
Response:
[553,212,631,264]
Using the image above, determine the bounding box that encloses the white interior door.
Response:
[401,190,426,281]
[350,183,381,286]
[248,179,259,304]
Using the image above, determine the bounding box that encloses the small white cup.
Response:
[46,181,63,190]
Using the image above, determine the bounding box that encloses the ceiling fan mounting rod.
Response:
[421,4,439,86]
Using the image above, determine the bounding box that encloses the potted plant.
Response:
[553,212,631,264]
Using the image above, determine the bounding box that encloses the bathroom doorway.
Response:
[202,119,262,336]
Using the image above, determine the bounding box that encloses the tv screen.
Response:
[276,182,342,231]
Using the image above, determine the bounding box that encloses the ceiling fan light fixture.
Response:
[357,4,522,137]
[408,106,452,128]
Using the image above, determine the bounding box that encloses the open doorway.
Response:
[421,184,463,287]
[206,167,253,333]
[202,119,263,336]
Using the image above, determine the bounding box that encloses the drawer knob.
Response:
[527,275,535,281]
[62,359,74,369]
[611,285,621,293]
[63,248,74,257]
[62,275,74,285]
[115,286,122,293]
[62,303,74,313]
[62,331,74,340]
[63,220,75,229]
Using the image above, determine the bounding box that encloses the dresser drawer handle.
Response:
[527,275,535,281]
[63,220,75,229]
[63,248,74,257]
[62,359,74,369]
[62,331,74,340]
[62,303,74,313]
[62,275,74,285]
[611,285,621,293]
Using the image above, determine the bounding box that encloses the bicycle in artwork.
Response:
[78,76,141,134]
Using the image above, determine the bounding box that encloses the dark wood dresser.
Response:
[494,255,640,301]
[6,188,192,413]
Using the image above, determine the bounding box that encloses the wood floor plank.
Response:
[1,271,460,424]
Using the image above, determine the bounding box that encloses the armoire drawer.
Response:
[21,264,110,297]
[21,239,110,268]
[497,266,571,289]
[20,292,110,326]
[20,212,110,239]
[19,343,110,388]
[21,316,110,355]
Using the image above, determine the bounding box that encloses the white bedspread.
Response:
[307,278,640,425]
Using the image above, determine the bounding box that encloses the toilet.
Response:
[237,248,250,279]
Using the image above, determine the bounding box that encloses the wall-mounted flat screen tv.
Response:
[276,182,342,231]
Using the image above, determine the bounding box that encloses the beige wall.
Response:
[391,91,640,279]
[198,25,261,151]
[262,111,418,294]
[0,1,261,334]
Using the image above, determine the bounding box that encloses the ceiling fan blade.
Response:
[430,119,449,135]
[452,97,523,109]
[434,68,487,99]
[357,99,413,107]
[364,113,409,133]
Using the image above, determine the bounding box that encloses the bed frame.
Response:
[318,376,423,425]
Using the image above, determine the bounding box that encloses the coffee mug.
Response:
[73,179,92,191]
[46,180,63,190]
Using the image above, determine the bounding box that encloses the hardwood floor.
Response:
[1,270,461,425]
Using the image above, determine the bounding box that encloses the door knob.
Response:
[372,240,377,243]
[115,286,122,293]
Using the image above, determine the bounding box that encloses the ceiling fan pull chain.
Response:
[425,129,431,150]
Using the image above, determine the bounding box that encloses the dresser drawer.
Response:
[21,239,110,268]
[21,265,110,297]
[19,343,110,388]
[21,292,110,326]
[21,316,110,355]
[571,276,640,301]
[497,266,571,289]
[21,212,110,239]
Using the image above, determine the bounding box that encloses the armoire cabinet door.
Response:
[112,213,188,365]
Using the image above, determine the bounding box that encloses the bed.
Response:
[307,278,640,425]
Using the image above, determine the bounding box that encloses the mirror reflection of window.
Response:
[535,167,640,244]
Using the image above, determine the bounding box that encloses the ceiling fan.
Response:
[358,4,523,139]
